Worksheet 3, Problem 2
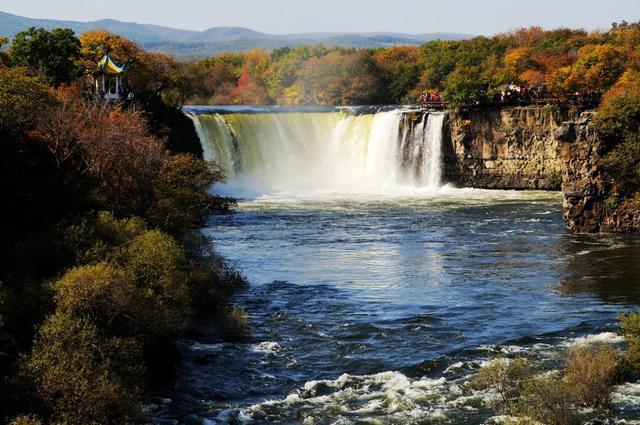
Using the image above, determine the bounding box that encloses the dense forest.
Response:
[178,23,640,106]
[0,28,247,424]
[2,22,640,424]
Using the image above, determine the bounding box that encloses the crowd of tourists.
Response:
[419,84,601,109]
[420,90,443,104]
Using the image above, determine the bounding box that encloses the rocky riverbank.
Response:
[559,112,640,233]
[434,105,639,233]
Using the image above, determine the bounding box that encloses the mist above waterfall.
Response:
[187,108,446,197]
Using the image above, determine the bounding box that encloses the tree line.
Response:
[179,23,640,107]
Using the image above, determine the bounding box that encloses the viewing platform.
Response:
[420,96,600,112]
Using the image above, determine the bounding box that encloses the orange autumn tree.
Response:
[561,44,628,93]
[79,30,140,65]
[33,87,229,234]
[373,46,421,103]
[230,49,272,104]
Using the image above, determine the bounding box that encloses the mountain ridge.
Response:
[0,10,474,59]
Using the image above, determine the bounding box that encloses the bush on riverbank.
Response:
[21,212,247,424]
[473,344,624,424]
[621,310,640,371]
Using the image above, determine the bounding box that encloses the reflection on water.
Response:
[157,188,640,424]
[558,234,640,305]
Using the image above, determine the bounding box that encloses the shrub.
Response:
[605,193,621,210]
[520,374,581,425]
[53,263,142,337]
[149,153,234,236]
[216,305,251,342]
[8,415,43,425]
[564,344,621,408]
[596,70,640,144]
[33,89,231,236]
[27,313,143,425]
[600,133,640,195]
[184,233,247,310]
[118,230,191,336]
[472,357,537,412]
[62,211,148,265]
[474,345,621,425]
[620,310,640,371]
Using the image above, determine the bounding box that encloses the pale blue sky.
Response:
[2,0,639,35]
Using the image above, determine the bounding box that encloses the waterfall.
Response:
[187,108,446,194]
[424,114,445,187]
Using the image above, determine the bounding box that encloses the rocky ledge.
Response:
[436,105,640,233]
[560,112,640,233]
[442,106,581,190]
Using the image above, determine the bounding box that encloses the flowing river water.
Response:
[153,107,640,424]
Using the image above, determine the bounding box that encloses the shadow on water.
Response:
[557,234,640,306]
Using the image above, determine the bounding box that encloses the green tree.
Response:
[374,46,422,103]
[10,27,81,86]
[416,40,460,93]
[0,66,53,137]
[27,313,143,425]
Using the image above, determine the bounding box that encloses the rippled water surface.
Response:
[158,188,640,424]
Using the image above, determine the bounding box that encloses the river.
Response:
[153,107,640,424]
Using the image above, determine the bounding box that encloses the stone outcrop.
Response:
[435,105,640,233]
[559,113,640,233]
[442,106,581,190]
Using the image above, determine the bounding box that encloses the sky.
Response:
[2,0,640,35]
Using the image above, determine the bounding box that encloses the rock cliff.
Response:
[442,106,581,190]
[559,112,640,233]
[429,105,639,233]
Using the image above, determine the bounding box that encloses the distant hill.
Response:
[0,10,473,59]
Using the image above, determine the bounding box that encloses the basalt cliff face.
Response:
[442,107,576,190]
[436,106,639,233]
[558,113,640,233]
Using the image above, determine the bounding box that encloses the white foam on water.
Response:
[251,341,282,355]
[611,382,640,414]
[215,369,486,424]
[565,332,625,346]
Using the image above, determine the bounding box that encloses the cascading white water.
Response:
[187,108,446,195]
[424,113,445,187]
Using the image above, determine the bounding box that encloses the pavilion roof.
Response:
[96,54,125,75]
